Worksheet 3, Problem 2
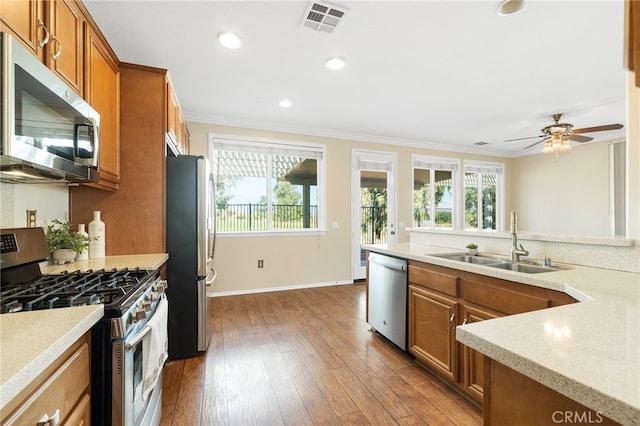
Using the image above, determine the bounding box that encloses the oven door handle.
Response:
[125,325,151,350]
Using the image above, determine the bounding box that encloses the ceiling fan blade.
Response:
[504,135,544,143]
[568,134,593,143]
[572,123,623,134]
[524,139,545,150]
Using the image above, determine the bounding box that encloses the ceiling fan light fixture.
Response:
[497,0,527,16]
[218,32,242,49]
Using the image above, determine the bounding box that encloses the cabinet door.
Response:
[84,23,120,190]
[47,0,84,95]
[408,284,459,381]
[0,0,46,60]
[460,303,501,402]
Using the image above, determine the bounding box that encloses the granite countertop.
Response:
[40,253,169,275]
[0,253,169,412]
[0,304,104,410]
[363,242,640,426]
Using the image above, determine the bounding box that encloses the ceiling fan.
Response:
[505,113,624,150]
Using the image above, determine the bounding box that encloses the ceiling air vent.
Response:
[301,1,348,34]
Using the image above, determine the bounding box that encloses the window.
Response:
[463,162,504,232]
[412,156,460,229]
[209,135,325,234]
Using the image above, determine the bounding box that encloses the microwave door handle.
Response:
[73,123,82,162]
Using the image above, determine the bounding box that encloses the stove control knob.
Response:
[134,307,147,322]
[156,280,168,293]
[142,301,152,311]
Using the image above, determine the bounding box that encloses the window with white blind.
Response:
[412,156,461,229]
[209,135,326,234]
[463,162,504,232]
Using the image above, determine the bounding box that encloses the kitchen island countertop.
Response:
[363,242,640,425]
[0,253,169,413]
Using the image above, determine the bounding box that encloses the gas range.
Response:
[1,227,167,426]
[0,228,163,337]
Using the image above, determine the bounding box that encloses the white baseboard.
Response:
[207,279,355,297]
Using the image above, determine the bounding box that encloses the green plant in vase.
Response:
[46,220,92,264]
[465,243,478,255]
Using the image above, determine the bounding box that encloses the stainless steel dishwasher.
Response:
[367,252,408,351]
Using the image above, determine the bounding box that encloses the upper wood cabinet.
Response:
[0,0,46,61]
[84,23,120,190]
[47,0,84,95]
[1,0,84,95]
[166,76,189,155]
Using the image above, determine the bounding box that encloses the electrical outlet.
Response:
[26,210,37,228]
[257,259,264,268]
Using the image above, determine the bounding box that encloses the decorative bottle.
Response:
[88,211,105,259]
[75,224,89,260]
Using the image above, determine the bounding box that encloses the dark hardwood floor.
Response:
[160,283,482,425]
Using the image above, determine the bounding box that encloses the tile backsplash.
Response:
[0,183,69,228]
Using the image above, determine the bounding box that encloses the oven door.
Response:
[112,324,163,426]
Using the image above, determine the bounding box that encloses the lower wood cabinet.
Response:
[1,332,91,425]
[460,303,500,401]
[484,358,620,426]
[409,284,459,381]
[407,260,575,404]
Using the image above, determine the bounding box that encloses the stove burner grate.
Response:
[0,267,153,314]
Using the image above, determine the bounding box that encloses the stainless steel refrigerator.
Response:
[166,155,216,359]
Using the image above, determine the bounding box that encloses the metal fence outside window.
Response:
[217,204,318,231]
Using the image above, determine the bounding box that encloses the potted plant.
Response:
[465,243,478,256]
[46,220,92,264]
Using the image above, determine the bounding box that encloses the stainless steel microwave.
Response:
[1,32,100,183]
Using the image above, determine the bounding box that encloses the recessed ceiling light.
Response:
[325,57,346,70]
[218,32,242,49]
[497,0,527,15]
[279,99,293,108]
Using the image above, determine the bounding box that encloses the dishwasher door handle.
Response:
[368,254,407,272]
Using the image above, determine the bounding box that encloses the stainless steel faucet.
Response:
[509,211,529,261]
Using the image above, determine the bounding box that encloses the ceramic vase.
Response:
[466,248,478,256]
[88,211,105,259]
[75,224,89,260]
[53,248,76,264]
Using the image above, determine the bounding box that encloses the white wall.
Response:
[512,141,613,237]
[0,183,69,228]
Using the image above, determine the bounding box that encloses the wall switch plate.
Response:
[257,259,264,268]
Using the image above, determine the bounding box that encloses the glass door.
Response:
[351,150,396,280]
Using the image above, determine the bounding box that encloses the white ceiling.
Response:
[83,0,628,157]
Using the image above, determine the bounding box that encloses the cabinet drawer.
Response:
[462,280,550,315]
[3,341,90,425]
[409,263,458,297]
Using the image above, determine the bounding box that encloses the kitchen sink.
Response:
[486,262,558,274]
[433,254,506,265]
[433,253,558,273]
